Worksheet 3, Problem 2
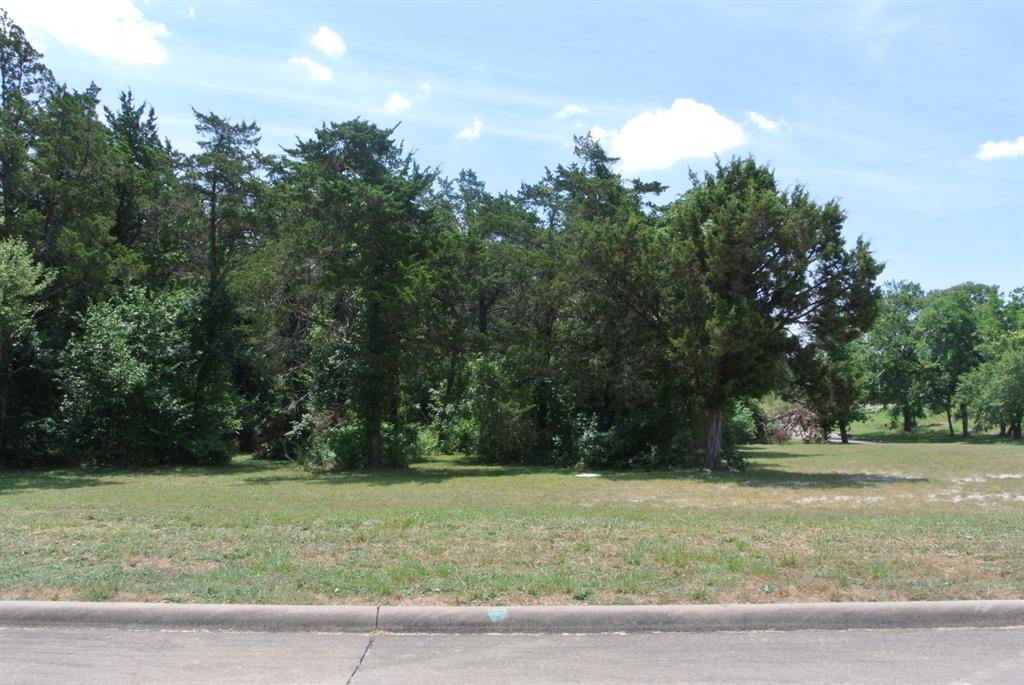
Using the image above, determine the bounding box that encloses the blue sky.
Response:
[6,1,1023,292]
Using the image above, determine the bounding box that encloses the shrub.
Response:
[60,287,237,466]
[294,415,422,470]
[469,356,546,464]
[428,384,478,454]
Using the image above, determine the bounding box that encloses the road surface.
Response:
[2,624,1022,684]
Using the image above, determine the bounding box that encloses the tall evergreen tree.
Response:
[104,91,181,281]
[185,111,265,455]
[0,10,53,239]
[277,120,441,467]
[663,158,880,469]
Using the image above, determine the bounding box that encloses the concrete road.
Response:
[2,625,1022,684]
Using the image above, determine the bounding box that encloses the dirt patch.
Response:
[122,555,219,573]
[795,495,884,504]
[110,590,168,602]
[0,586,77,601]
[124,555,175,570]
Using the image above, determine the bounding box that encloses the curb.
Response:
[2,600,1022,634]
[0,602,378,633]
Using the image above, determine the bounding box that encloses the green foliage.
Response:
[15,15,1022,475]
[1,10,54,240]
[661,158,880,468]
[0,238,53,464]
[862,282,930,430]
[957,333,1024,438]
[296,417,422,471]
[789,342,868,441]
[917,283,1001,434]
[428,384,478,455]
[470,356,552,464]
[59,288,237,465]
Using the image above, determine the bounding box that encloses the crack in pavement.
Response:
[346,606,380,685]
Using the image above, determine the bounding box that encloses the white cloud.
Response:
[555,104,589,119]
[5,0,169,66]
[456,117,483,140]
[383,92,411,114]
[747,111,779,132]
[381,84,431,115]
[590,98,746,173]
[289,56,332,82]
[311,25,346,57]
[975,136,1024,161]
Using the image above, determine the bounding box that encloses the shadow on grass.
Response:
[737,448,820,460]
[850,429,1008,445]
[238,462,569,487]
[728,466,928,488]
[0,450,936,493]
[0,471,125,493]
[848,413,1010,445]
[0,456,278,493]
[235,453,928,490]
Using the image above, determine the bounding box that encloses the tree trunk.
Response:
[368,426,382,468]
[839,420,849,444]
[0,373,8,466]
[477,293,489,334]
[1011,420,1022,441]
[945,406,954,436]
[999,422,1007,438]
[902,405,914,433]
[703,407,724,471]
[0,341,10,466]
[959,403,969,437]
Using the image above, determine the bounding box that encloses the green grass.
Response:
[849,408,1006,444]
[1,441,1022,605]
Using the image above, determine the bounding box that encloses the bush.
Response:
[294,415,422,470]
[59,287,237,466]
[469,356,548,464]
[0,238,55,466]
[428,384,478,454]
[568,412,698,470]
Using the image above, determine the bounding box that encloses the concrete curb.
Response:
[0,602,378,633]
[1,600,1021,634]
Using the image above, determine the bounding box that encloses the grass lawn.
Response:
[1,441,1021,605]
[849,408,1006,444]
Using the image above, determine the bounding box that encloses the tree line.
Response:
[860,281,1023,439]
[1,13,1018,474]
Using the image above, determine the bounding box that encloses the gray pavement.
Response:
[2,625,1023,684]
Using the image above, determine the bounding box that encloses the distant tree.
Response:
[0,238,52,464]
[414,170,541,454]
[956,332,1024,440]
[917,283,1001,436]
[790,341,867,444]
[862,282,930,432]
[663,158,880,469]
